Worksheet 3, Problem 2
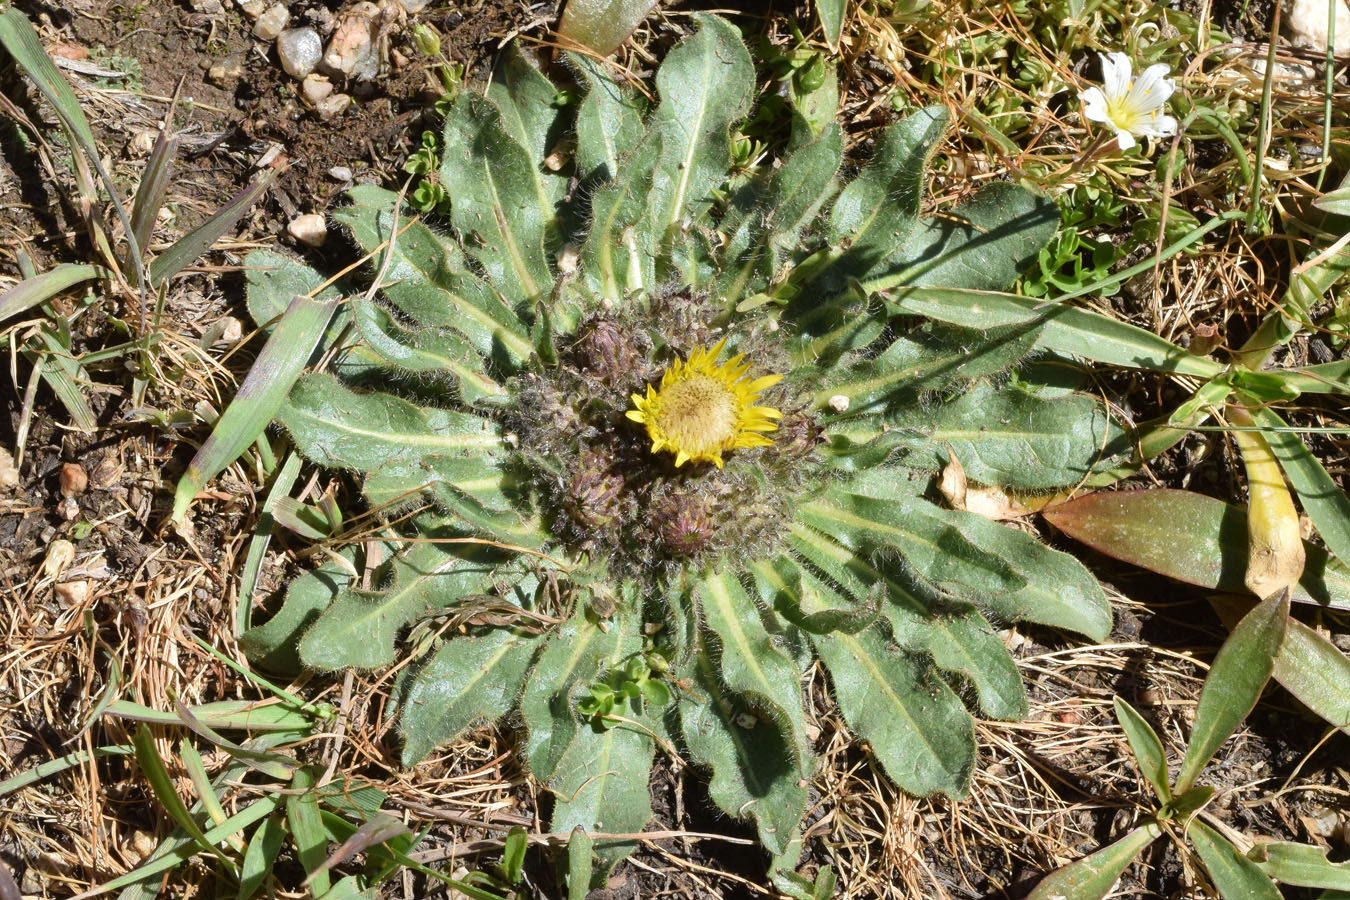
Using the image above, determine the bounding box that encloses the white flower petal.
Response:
[1079,87,1110,123]
[1129,63,1175,110]
[1141,112,1178,138]
[1114,128,1137,151]
[1100,52,1132,99]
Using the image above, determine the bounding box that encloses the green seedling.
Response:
[0,7,276,446]
[1028,590,1350,900]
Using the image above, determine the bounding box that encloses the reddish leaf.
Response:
[1043,490,1350,609]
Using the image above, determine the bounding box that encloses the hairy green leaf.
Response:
[399,626,544,765]
[520,615,621,780]
[546,613,654,883]
[571,54,645,183]
[299,540,502,671]
[679,639,808,856]
[441,94,554,306]
[642,15,755,259]
[278,375,502,470]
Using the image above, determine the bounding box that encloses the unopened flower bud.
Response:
[652,491,714,558]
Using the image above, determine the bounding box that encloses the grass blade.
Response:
[0,264,105,326]
[236,816,286,900]
[71,797,279,899]
[0,8,144,289]
[130,128,180,268]
[149,167,278,286]
[130,725,238,874]
[0,746,133,798]
[172,294,336,522]
[286,767,331,898]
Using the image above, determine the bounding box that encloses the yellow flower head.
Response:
[627,339,783,469]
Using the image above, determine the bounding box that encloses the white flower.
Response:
[1078,52,1178,151]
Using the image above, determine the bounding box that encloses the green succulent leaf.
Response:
[1175,590,1289,795]
[1043,489,1350,609]
[1026,823,1162,900]
[1113,696,1171,804]
[398,625,544,765]
[1249,842,1350,889]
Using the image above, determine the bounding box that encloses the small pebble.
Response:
[252,3,289,41]
[1286,0,1350,54]
[301,73,334,104]
[276,27,322,79]
[44,539,75,579]
[313,92,352,121]
[320,12,376,81]
[128,129,158,157]
[288,213,328,247]
[328,165,353,181]
[236,0,266,18]
[54,580,89,606]
[394,0,432,10]
[59,463,88,497]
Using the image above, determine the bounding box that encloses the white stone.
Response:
[288,213,328,247]
[276,27,322,78]
[328,165,353,180]
[301,73,334,104]
[394,0,433,10]
[313,92,352,121]
[236,0,266,18]
[252,3,289,41]
[1286,0,1350,55]
[320,12,377,81]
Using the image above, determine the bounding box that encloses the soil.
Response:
[3,0,1349,898]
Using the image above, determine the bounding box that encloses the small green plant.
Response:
[1027,589,1350,900]
[0,7,274,441]
[210,18,1128,892]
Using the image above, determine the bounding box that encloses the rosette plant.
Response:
[237,15,1122,888]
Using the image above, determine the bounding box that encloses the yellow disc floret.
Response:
[627,339,783,468]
